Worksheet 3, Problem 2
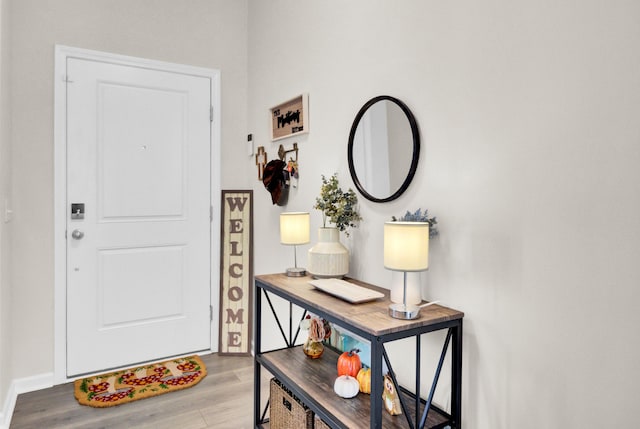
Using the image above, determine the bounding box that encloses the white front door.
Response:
[65,57,213,377]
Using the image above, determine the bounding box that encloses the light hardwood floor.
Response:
[10,354,271,429]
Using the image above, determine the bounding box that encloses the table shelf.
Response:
[254,274,464,429]
[258,346,450,429]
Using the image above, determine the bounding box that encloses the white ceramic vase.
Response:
[307,227,349,278]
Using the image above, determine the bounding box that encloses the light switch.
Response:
[247,134,254,157]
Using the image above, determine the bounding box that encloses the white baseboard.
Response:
[0,372,54,429]
[0,381,16,429]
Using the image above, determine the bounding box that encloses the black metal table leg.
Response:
[415,334,421,429]
[370,337,384,429]
[452,320,463,429]
[254,286,262,428]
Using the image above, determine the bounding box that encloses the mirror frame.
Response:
[347,95,420,203]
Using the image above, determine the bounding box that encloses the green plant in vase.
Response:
[313,173,362,236]
[308,174,362,278]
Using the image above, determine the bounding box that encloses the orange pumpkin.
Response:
[337,349,362,378]
[356,367,371,394]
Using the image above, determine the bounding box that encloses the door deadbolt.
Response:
[71,229,84,240]
[71,203,85,220]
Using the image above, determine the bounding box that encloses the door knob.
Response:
[71,229,84,240]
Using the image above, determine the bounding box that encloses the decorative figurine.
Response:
[382,374,402,416]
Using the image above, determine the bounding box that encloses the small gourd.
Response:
[337,349,362,378]
[356,367,371,394]
[333,375,359,398]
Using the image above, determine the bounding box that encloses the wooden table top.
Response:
[255,273,464,338]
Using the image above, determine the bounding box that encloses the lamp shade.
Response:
[384,221,429,271]
[280,212,310,245]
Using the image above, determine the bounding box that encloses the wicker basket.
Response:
[270,378,314,429]
[314,415,331,429]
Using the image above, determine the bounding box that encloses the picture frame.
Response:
[218,190,253,356]
[270,93,309,141]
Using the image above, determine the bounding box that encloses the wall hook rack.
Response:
[278,142,298,162]
[278,143,299,188]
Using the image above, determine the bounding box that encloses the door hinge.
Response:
[210,205,213,222]
[210,106,214,122]
[63,75,74,83]
[210,305,213,321]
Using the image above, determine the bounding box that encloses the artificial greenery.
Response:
[392,208,439,237]
[313,173,362,236]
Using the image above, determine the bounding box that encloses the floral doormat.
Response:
[74,355,207,407]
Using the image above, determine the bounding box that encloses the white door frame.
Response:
[53,45,221,383]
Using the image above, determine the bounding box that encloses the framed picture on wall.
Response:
[270,93,309,141]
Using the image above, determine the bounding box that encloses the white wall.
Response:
[248,1,640,427]
[3,1,640,427]
[8,0,248,383]
[0,0,12,413]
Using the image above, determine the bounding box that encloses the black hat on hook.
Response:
[262,159,289,205]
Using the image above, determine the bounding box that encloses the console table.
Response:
[253,273,464,429]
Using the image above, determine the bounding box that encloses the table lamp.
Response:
[384,221,429,319]
[280,212,310,277]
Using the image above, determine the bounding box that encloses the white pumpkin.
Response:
[333,375,359,398]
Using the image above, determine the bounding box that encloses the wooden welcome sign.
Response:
[219,190,253,356]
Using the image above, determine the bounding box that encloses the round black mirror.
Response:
[347,96,420,203]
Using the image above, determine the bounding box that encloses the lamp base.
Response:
[285,267,306,277]
[388,303,421,320]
